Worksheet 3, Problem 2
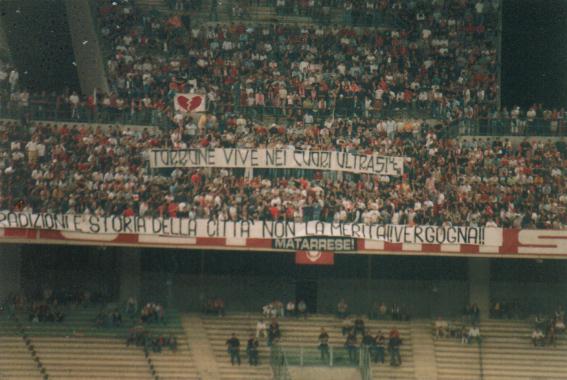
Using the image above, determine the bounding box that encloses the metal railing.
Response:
[4,100,416,126]
[3,98,567,140]
[0,101,171,128]
[359,346,373,380]
[276,345,367,368]
[451,117,567,137]
[270,344,292,380]
[0,99,435,127]
[477,338,484,380]
[271,345,372,379]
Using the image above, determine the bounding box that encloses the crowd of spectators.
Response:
[231,309,403,367]
[531,306,565,347]
[126,325,178,353]
[433,303,567,348]
[0,287,115,325]
[28,302,65,323]
[140,302,166,323]
[0,1,565,230]
[0,0,564,139]
[95,307,122,327]
[0,287,107,323]
[262,299,307,318]
[226,322,273,366]
[334,321,402,366]
[88,0,500,124]
[368,301,410,320]
[1,117,567,229]
[203,297,226,316]
[4,287,102,310]
[489,299,522,319]
[433,314,481,345]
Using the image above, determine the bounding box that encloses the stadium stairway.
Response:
[181,314,222,380]
[409,320,438,380]
[146,335,200,380]
[1,307,200,380]
[0,314,48,380]
[196,313,416,380]
[33,336,153,380]
[0,335,44,379]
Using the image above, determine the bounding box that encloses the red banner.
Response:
[295,251,335,265]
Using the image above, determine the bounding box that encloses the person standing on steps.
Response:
[247,334,259,366]
[372,330,385,364]
[318,327,330,362]
[226,333,241,365]
[345,331,358,363]
[388,327,402,367]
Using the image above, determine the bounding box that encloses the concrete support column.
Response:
[0,244,22,300]
[468,258,490,320]
[0,14,11,60]
[119,248,141,303]
[65,0,109,95]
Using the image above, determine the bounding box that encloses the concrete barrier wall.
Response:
[64,0,108,95]
[141,272,467,317]
[288,367,360,380]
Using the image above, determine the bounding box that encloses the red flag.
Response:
[167,16,183,28]
[174,93,206,113]
[295,251,334,265]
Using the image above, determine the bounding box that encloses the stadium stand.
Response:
[0,1,560,230]
[0,305,198,380]
[433,317,567,380]
[0,0,495,126]
[97,0,497,118]
[2,119,566,229]
[480,319,567,379]
[33,336,153,380]
[0,335,43,379]
[199,313,414,380]
[433,321,482,380]
[2,0,567,379]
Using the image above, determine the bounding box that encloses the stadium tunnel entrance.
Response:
[2,245,567,318]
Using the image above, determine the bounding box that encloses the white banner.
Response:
[0,213,499,246]
[149,148,405,176]
[174,93,206,113]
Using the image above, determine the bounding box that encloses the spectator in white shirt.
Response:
[531,327,545,346]
[468,325,481,344]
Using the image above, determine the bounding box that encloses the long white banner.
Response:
[149,148,405,176]
[0,213,500,246]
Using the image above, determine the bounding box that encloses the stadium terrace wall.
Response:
[1,221,567,259]
[141,271,469,317]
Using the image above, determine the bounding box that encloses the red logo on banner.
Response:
[177,95,203,112]
[295,251,334,265]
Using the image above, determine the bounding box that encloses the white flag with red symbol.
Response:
[295,251,335,265]
[174,93,206,113]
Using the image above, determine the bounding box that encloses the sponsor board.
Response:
[273,237,356,251]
